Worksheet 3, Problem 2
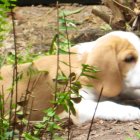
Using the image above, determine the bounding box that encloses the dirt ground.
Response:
[3,4,110,54]
[69,120,140,140]
[3,4,140,140]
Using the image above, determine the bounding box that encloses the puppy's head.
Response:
[80,32,140,97]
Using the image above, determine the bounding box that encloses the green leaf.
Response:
[81,73,97,79]
[58,48,70,54]
[16,72,23,81]
[81,64,100,79]
[59,8,84,17]
[59,26,75,31]
[3,131,13,139]
[53,135,64,140]
[82,64,100,73]
[62,103,68,112]
[59,18,78,24]
[43,108,56,117]
[54,72,68,85]
[35,123,45,129]
[59,41,74,48]
[136,132,140,138]
[50,34,58,54]
[22,132,39,140]
[125,138,132,140]
[42,116,49,122]
[47,110,55,117]
[59,61,76,68]
[47,122,62,132]
[68,100,76,115]
[0,75,3,80]
[71,81,82,93]
[22,118,28,125]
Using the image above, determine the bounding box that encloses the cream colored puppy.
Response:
[1,31,140,124]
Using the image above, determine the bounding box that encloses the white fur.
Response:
[73,41,96,54]
[72,31,140,123]
[74,97,140,123]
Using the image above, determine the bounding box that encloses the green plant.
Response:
[21,8,89,140]
[4,45,45,65]
[126,131,140,140]
[50,8,84,55]
[0,93,13,140]
[0,0,17,67]
[0,1,17,140]
[0,3,99,140]
[0,0,16,45]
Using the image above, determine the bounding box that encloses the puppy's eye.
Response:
[124,55,137,63]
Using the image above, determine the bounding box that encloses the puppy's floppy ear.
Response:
[81,43,123,97]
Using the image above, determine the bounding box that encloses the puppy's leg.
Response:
[74,99,140,124]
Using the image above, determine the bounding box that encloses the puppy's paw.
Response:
[73,100,140,124]
[120,106,140,120]
[96,101,140,121]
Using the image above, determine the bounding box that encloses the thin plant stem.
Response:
[50,1,60,139]
[22,74,32,119]
[26,97,35,131]
[0,86,4,119]
[8,2,18,139]
[54,1,60,105]
[63,13,72,140]
[24,73,43,131]
[86,87,103,140]
[0,86,4,138]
